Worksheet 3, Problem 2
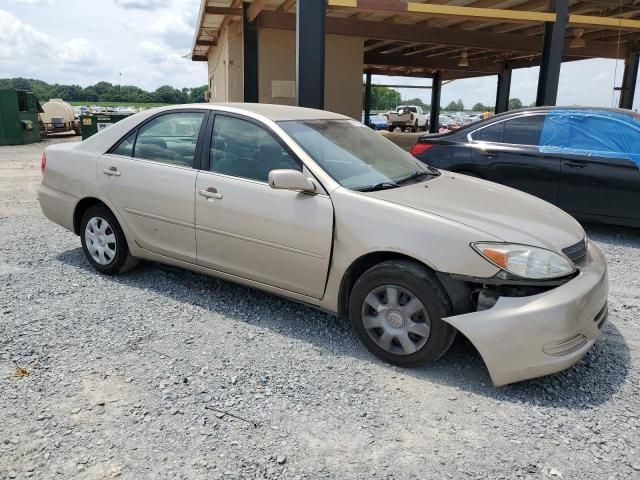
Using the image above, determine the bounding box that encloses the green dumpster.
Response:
[81,112,134,140]
[0,89,42,145]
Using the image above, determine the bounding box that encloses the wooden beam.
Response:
[278,0,296,12]
[569,14,640,31]
[259,11,623,58]
[195,39,217,46]
[204,6,242,16]
[248,0,269,21]
[192,55,208,61]
[365,52,505,74]
[325,0,640,30]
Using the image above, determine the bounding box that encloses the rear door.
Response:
[97,110,208,263]
[557,114,640,222]
[194,113,334,298]
[469,113,560,205]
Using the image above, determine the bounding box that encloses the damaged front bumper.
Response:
[443,240,609,387]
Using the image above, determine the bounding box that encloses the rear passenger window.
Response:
[473,122,503,142]
[210,115,300,182]
[112,131,136,157]
[133,112,205,167]
[502,115,545,146]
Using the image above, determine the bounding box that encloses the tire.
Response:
[80,204,138,275]
[387,126,395,132]
[349,260,456,367]
[411,121,418,133]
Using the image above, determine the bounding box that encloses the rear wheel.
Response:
[411,121,418,133]
[387,125,395,132]
[80,205,138,275]
[349,261,456,367]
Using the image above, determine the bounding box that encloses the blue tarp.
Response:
[539,109,640,169]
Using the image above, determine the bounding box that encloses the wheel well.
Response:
[73,197,105,235]
[337,252,435,319]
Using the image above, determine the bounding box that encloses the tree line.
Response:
[367,85,527,112]
[0,78,208,104]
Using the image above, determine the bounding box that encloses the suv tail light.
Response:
[41,151,47,173]
[410,113,415,121]
[410,143,433,157]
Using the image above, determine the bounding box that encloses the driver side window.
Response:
[210,115,300,182]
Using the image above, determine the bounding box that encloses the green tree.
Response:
[472,102,486,111]
[367,86,401,111]
[508,98,523,110]
[444,99,464,111]
[400,97,429,110]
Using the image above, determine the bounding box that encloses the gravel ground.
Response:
[1,137,639,480]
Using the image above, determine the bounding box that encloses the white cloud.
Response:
[0,9,100,78]
[150,11,195,48]
[112,0,168,10]
[8,0,52,5]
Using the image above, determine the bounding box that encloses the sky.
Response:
[1,0,638,110]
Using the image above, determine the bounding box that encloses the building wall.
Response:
[207,21,243,103]
[258,29,364,120]
[206,26,364,119]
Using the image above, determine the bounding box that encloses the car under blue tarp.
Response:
[539,108,640,169]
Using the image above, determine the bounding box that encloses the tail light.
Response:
[410,113,415,121]
[410,143,433,157]
[41,151,47,173]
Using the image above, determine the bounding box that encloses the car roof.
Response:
[494,105,637,119]
[206,103,350,121]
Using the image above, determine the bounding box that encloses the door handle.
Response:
[102,167,121,177]
[481,152,498,159]
[564,160,587,169]
[198,187,223,200]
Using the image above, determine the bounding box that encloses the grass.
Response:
[69,101,169,108]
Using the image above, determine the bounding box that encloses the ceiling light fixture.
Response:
[458,50,469,67]
[570,29,586,48]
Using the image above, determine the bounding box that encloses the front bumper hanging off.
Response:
[443,241,609,387]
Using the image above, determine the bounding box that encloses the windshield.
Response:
[279,119,438,191]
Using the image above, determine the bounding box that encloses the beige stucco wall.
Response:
[207,21,243,103]
[207,26,364,119]
[258,29,364,120]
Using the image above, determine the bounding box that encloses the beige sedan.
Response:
[38,104,608,386]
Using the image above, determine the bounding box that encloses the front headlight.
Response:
[472,242,576,280]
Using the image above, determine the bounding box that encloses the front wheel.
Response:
[80,204,138,275]
[349,261,456,367]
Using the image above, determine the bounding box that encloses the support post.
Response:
[296,0,326,109]
[619,51,639,110]
[429,71,442,134]
[495,63,512,114]
[243,2,259,102]
[364,70,372,126]
[535,0,568,106]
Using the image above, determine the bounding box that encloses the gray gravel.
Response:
[1,138,639,480]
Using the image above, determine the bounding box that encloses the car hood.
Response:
[365,172,585,251]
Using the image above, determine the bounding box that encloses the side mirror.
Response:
[268,169,316,193]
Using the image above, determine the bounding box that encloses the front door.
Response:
[97,110,207,263]
[195,113,334,298]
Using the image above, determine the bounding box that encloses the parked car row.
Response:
[39,103,609,386]
[410,106,640,228]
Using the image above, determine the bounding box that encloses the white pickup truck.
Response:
[387,105,429,132]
